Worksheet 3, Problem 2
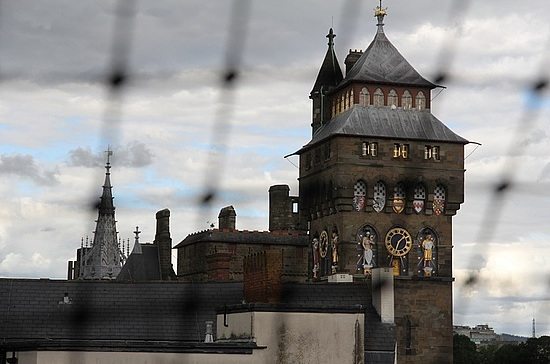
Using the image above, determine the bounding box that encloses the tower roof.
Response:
[291,105,468,155]
[310,28,344,95]
[340,7,437,88]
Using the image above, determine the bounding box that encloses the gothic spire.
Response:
[98,147,115,216]
[310,28,344,96]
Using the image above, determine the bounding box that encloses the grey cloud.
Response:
[0,154,58,185]
[68,142,153,168]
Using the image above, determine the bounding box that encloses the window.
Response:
[433,185,446,215]
[388,89,398,108]
[324,142,331,160]
[332,99,336,117]
[359,88,370,106]
[416,91,426,110]
[340,94,345,112]
[361,141,378,157]
[393,183,406,214]
[413,184,426,214]
[373,181,386,212]
[350,89,354,107]
[305,153,312,170]
[402,90,412,109]
[373,88,384,107]
[353,180,367,211]
[424,145,440,160]
[292,201,299,214]
[393,143,409,159]
[345,91,349,109]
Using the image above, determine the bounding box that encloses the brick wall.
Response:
[243,250,283,303]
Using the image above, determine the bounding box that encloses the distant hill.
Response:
[499,333,528,343]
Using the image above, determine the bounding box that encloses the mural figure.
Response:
[421,234,434,277]
[360,233,376,275]
[312,238,320,279]
[331,232,339,274]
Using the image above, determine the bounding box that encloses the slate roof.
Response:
[117,244,161,282]
[341,26,437,88]
[292,105,468,155]
[174,229,309,249]
[0,279,394,360]
[0,279,243,349]
[311,28,344,95]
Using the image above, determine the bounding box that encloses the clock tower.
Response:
[292,5,468,363]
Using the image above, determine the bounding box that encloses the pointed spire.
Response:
[374,0,387,33]
[132,226,142,254]
[311,28,344,96]
[98,147,115,216]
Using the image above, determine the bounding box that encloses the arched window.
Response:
[350,89,354,107]
[345,91,349,110]
[433,185,446,215]
[402,90,412,109]
[388,89,398,108]
[416,91,426,110]
[417,227,438,277]
[413,184,426,214]
[359,88,370,106]
[373,88,384,107]
[392,182,405,214]
[373,181,386,212]
[332,98,336,117]
[340,94,345,112]
[353,180,367,211]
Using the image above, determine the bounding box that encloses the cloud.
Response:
[0,154,58,185]
[68,141,153,168]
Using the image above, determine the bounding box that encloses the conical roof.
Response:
[98,160,115,216]
[342,12,437,88]
[310,28,344,95]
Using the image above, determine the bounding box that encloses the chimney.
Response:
[154,209,175,280]
[218,206,236,230]
[344,49,363,75]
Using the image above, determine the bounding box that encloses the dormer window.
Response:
[359,88,370,106]
[374,88,384,107]
[388,89,398,108]
[416,91,426,110]
[402,90,412,109]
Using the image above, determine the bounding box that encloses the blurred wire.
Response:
[196,0,252,229]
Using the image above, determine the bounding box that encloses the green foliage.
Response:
[454,334,480,364]
[454,335,550,364]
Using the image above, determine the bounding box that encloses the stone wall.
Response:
[394,278,453,364]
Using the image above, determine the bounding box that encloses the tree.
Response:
[454,334,480,364]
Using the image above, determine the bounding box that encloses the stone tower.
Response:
[79,149,124,279]
[292,6,468,363]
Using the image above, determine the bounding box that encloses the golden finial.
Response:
[375,0,387,17]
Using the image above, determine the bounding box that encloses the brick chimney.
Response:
[344,49,363,75]
[243,250,283,303]
[154,208,176,280]
[218,206,236,230]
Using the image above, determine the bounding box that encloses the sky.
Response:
[0,0,549,337]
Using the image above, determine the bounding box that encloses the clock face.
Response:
[319,231,329,258]
[385,227,413,257]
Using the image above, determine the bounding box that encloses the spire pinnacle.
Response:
[374,0,387,32]
[105,146,113,174]
[327,28,336,47]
